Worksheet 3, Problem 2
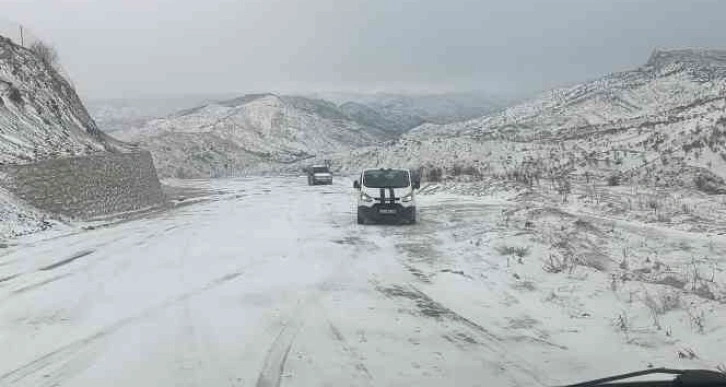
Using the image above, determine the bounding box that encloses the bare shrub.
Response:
[462,165,481,178]
[694,283,716,301]
[426,167,443,182]
[689,260,718,301]
[7,86,22,104]
[694,174,725,194]
[610,274,619,292]
[646,198,659,214]
[687,309,706,334]
[678,348,698,359]
[496,245,530,258]
[30,40,59,68]
[512,280,536,291]
[615,312,629,332]
[607,175,621,186]
[657,213,672,223]
[410,167,422,187]
[451,164,463,176]
[543,253,578,274]
[660,292,682,312]
[643,291,682,329]
[555,177,572,203]
[449,164,482,179]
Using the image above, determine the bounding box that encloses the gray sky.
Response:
[2,0,726,99]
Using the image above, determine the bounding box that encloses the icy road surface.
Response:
[5,177,715,386]
[0,177,551,387]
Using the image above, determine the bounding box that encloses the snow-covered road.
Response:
[0,177,549,387]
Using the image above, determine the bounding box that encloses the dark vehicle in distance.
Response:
[306,165,333,185]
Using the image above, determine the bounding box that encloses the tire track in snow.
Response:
[10,273,72,295]
[372,197,559,385]
[327,321,374,383]
[377,283,549,386]
[0,249,94,287]
[173,299,207,387]
[0,273,19,283]
[38,249,95,271]
[0,269,246,386]
[0,250,95,301]
[255,323,300,387]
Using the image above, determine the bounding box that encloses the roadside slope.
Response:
[0,35,125,164]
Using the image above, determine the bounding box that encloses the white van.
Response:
[353,168,419,224]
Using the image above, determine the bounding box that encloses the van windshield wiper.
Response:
[561,368,726,387]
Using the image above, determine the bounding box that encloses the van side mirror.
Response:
[353,180,361,189]
[413,180,421,190]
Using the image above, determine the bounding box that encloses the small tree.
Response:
[30,40,59,69]
[426,167,443,182]
[607,174,621,186]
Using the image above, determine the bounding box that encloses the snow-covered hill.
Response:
[318,92,515,133]
[338,101,412,133]
[116,94,394,178]
[408,49,726,140]
[327,49,726,192]
[87,94,238,133]
[0,35,123,165]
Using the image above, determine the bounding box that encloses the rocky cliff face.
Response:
[0,35,124,165]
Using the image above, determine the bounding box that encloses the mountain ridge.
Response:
[116,93,395,177]
[323,48,726,192]
[406,49,726,140]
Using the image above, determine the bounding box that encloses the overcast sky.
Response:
[2,0,726,99]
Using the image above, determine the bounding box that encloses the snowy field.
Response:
[0,176,724,386]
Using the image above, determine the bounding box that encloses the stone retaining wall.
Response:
[0,151,165,219]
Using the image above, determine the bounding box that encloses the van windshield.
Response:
[363,170,410,188]
[312,167,329,173]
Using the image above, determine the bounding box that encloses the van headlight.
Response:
[360,192,374,202]
[401,193,413,202]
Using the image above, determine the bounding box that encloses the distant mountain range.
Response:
[106,91,516,177]
[315,92,517,132]
[90,91,516,134]
[114,94,395,178]
[86,94,239,133]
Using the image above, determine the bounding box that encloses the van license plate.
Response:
[379,209,397,214]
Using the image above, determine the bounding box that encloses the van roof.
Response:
[363,168,408,172]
